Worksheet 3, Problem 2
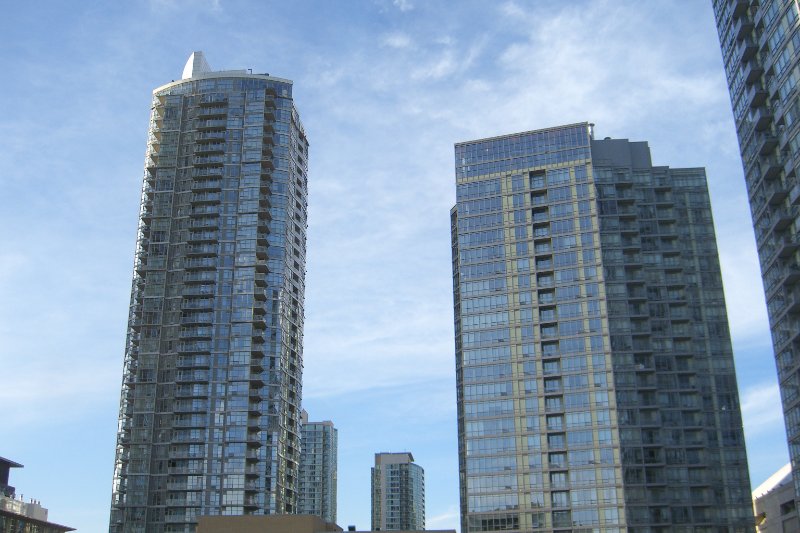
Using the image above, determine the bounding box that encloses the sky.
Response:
[0,0,788,531]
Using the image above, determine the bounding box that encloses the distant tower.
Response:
[110,52,309,531]
[451,123,753,531]
[371,452,424,531]
[299,410,338,523]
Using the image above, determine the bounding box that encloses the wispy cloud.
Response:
[382,32,413,49]
[740,381,785,435]
[393,0,413,12]
[428,504,460,530]
[0,357,120,427]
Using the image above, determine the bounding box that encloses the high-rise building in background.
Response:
[371,452,424,531]
[451,123,753,532]
[712,0,800,501]
[110,52,309,532]
[299,410,338,524]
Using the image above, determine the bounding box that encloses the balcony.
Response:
[752,105,773,131]
[181,296,213,309]
[734,15,754,40]
[783,264,800,286]
[191,179,222,192]
[199,94,228,106]
[756,131,778,155]
[779,233,800,258]
[196,118,226,130]
[191,205,221,216]
[193,155,224,167]
[771,206,798,234]
[192,166,224,178]
[787,288,800,315]
[180,312,213,325]
[187,231,219,243]
[185,257,217,270]
[731,0,749,18]
[197,106,226,119]
[195,130,226,142]
[765,179,789,205]
[760,155,782,181]
[190,192,221,205]
[790,183,800,205]
[186,243,217,256]
[744,60,764,84]
[193,142,225,155]
[180,327,214,338]
[746,83,768,108]
[175,369,210,383]
[737,37,757,63]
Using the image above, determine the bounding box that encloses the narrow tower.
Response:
[371,452,425,531]
[451,123,752,532]
[110,52,309,532]
[298,411,338,524]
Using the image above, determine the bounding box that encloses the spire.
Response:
[181,51,211,80]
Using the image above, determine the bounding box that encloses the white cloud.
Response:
[740,382,785,435]
[393,0,413,12]
[149,0,222,12]
[718,234,771,343]
[428,504,460,530]
[383,32,412,49]
[0,357,120,427]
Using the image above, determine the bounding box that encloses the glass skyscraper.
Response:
[451,123,752,532]
[298,411,338,524]
[712,0,800,501]
[110,52,309,532]
[371,452,425,531]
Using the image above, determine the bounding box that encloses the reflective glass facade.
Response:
[451,124,752,532]
[298,413,337,524]
[371,453,424,531]
[110,57,308,532]
[713,0,800,500]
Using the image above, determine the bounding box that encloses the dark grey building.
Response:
[451,123,753,532]
[110,52,309,532]
[299,411,338,524]
[712,0,800,501]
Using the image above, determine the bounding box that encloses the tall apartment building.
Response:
[110,52,309,532]
[371,452,424,531]
[712,0,800,500]
[451,123,753,532]
[299,410,338,524]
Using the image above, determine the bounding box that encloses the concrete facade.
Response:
[754,463,799,532]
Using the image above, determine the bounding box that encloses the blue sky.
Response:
[0,1,787,531]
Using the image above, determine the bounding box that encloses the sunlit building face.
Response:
[451,123,753,532]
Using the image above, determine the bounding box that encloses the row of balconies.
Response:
[187,231,218,243]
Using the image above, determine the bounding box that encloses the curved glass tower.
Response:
[110,52,309,532]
